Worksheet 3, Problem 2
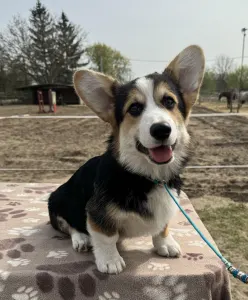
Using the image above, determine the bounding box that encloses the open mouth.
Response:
[136,140,176,165]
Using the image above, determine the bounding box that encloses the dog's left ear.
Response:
[73,69,116,123]
[166,45,205,112]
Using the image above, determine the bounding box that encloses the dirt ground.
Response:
[0,103,248,299]
[1,104,247,197]
[200,99,248,113]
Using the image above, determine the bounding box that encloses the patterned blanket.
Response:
[0,182,231,300]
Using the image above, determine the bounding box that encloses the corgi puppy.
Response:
[48,45,205,274]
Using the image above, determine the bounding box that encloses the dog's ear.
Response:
[166,45,205,110]
[73,70,116,122]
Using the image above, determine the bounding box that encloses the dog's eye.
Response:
[128,102,144,116]
[161,96,176,110]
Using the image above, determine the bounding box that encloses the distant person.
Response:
[37,90,45,113]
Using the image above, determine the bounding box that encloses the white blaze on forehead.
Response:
[135,77,154,100]
[135,77,178,149]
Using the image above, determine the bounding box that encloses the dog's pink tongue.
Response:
[148,146,172,163]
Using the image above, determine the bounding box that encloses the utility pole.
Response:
[240,28,247,91]
[100,56,103,73]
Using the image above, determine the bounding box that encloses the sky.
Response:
[0,0,248,78]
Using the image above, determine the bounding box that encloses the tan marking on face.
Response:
[161,224,169,238]
[167,105,185,126]
[120,112,140,138]
[153,82,185,125]
[87,214,115,237]
[154,82,178,106]
[123,88,145,115]
[119,89,144,138]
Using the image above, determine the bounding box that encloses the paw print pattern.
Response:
[46,250,68,259]
[130,239,153,251]
[183,252,204,261]
[35,261,102,297]
[0,189,14,193]
[17,194,31,198]
[0,208,27,222]
[12,286,38,300]
[147,261,170,271]
[178,221,191,226]
[0,282,5,293]
[184,208,194,214]
[0,269,11,292]
[188,240,206,248]
[6,184,18,187]
[24,186,55,195]
[7,258,30,267]
[99,291,120,300]
[8,227,41,237]
[0,270,10,281]
[25,207,40,212]
[170,228,197,237]
[24,183,38,187]
[38,212,48,217]
[22,218,40,224]
[0,193,9,201]
[8,202,21,206]
[28,200,42,204]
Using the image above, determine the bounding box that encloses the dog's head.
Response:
[74,45,205,180]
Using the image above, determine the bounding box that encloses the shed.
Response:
[16,83,82,105]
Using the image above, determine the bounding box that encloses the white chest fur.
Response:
[119,186,179,238]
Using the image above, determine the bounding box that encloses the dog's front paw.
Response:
[156,242,181,257]
[71,232,91,252]
[96,255,126,274]
[153,234,181,257]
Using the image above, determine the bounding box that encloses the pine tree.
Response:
[29,0,59,83]
[56,11,88,83]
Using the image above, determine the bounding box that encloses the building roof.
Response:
[16,83,74,91]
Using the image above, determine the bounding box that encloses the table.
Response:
[0,182,231,300]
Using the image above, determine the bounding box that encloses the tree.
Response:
[28,0,59,84]
[56,11,88,83]
[213,55,234,91]
[86,43,132,82]
[0,15,31,94]
[0,1,89,94]
[227,66,248,90]
[201,69,216,94]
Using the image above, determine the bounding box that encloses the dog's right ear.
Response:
[73,70,116,122]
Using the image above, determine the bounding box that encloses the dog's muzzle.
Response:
[136,139,176,165]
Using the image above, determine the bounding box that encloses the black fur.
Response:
[48,147,183,236]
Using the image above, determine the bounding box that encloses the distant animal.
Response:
[218,89,238,112]
[237,91,248,112]
[47,45,205,274]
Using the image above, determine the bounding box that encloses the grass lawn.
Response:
[191,196,248,300]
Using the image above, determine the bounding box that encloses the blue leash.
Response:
[156,180,248,284]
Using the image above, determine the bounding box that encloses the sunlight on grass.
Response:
[194,198,248,300]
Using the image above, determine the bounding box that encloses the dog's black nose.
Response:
[150,123,171,140]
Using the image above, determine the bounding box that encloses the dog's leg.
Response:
[152,225,181,257]
[70,228,91,252]
[56,216,91,252]
[87,217,126,274]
